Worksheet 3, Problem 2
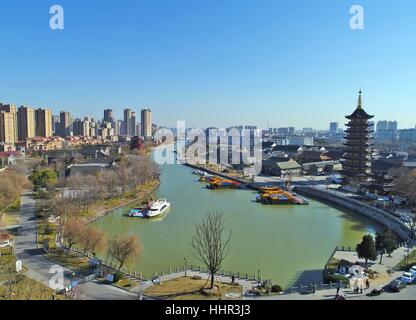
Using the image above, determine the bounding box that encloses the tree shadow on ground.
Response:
[289,269,323,287]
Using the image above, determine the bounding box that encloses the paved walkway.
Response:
[334,246,412,272]
[14,190,138,300]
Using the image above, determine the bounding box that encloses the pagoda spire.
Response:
[357,89,362,109]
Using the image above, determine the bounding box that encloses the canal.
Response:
[93,162,382,287]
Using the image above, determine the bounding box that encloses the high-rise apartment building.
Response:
[52,115,59,134]
[104,109,114,123]
[376,120,398,142]
[17,106,36,141]
[136,123,141,137]
[73,118,91,137]
[0,103,17,114]
[35,108,52,137]
[123,109,136,136]
[329,122,339,134]
[131,112,136,136]
[57,111,73,137]
[0,111,18,145]
[114,120,123,136]
[387,121,398,131]
[141,108,152,139]
[0,104,17,145]
[376,121,388,132]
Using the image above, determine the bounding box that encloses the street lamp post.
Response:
[184,258,187,277]
[257,269,261,286]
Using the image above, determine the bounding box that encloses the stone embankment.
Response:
[295,186,411,241]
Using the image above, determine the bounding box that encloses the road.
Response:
[14,190,138,300]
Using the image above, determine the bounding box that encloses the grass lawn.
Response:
[2,211,19,227]
[46,250,90,273]
[36,219,58,250]
[35,216,90,273]
[144,276,243,300]
[396,249,416,271]
[326,257,341,272]
[114,278,140,290]
[0,251,67,300]
[1,199,21,227]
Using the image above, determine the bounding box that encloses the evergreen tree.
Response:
[356,234,377,270]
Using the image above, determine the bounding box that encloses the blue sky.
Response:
[0,0,415,129]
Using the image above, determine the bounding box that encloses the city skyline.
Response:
[0,96,414,132]
[1,1,416,128]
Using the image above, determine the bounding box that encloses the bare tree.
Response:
[107,235,142,270]
[0,213,5,231]
[0,169,27,213]
[79,226,106,256]
[409,213,416,239]
[394,169,416,205]
[393,169,416,238]
[62,218,83,251]
[189,211,232,289]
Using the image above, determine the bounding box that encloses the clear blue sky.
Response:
[0,0,415,129]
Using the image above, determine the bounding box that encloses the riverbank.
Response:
[84,179,161,224]
[33,180,160,276]
[294,186,411,241]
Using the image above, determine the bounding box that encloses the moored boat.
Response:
[146,198,171,217]
[129,198,171,218]
[257,188,309,205]
[129,208,147,218]
[207,177,241,190]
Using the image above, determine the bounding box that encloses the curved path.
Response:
[14,190,138,300]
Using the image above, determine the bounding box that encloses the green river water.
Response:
[93,163,381,287]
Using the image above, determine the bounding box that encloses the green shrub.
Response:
[326,274,349,285]
[35,210,47,219]
[113,271,125,283]
[271,284,283,293]
[35,190,54,200]
[52,247,65,256]
[43,224,54,236]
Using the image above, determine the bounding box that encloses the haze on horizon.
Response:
[0,0,415,130]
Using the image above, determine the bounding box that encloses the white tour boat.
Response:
[146,198,171,218]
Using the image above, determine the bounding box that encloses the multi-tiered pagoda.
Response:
[342,90,374,183]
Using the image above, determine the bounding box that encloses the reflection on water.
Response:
[93,164,381,287]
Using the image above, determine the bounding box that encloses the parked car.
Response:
[400,272,416,284]
[0,240,13,248]
[388,279,406,292]
[400,215,412,223]
[366,288,384,297]
[409,266,416,276]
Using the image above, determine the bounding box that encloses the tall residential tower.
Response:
[141,108,152,139]
[17,106,36,141]
[35,108,53,137]
[123,108,136,136]
[0,104,18,146]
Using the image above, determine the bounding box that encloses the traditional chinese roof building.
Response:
[342,90,374,182]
